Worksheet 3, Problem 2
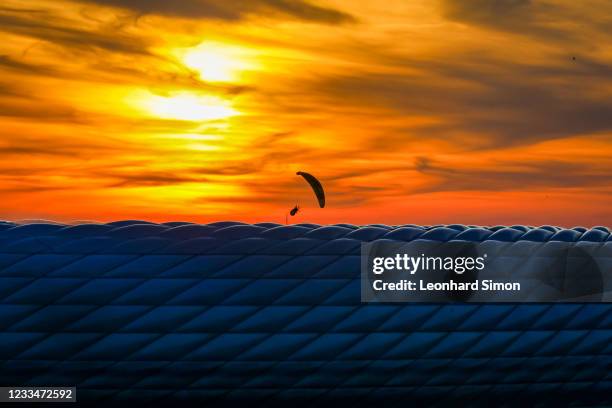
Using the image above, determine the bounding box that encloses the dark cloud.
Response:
[439,0,612,44]
[104,172,210,188]
[439,0,567,40]
[0,11,150,55]
[0,144,79,157]
[0,100,81,122]
[0,82,26,98]
[191,163,260,176]
[313,53,612,148]
[0,185,68,194]
[0,136,125,159]
[94,160,262,188]
[441,0,532,27]
[414,156,612,193]
[327,165,413,182]
[75,0,355,24]
[0,55,59,76]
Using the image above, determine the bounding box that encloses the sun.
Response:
[138,92,238,121]
[180,42,254,83]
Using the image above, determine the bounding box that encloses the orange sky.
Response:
[0,0,611,226]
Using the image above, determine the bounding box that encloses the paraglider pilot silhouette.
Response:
[287,171,325,224]
[289,205,300,217]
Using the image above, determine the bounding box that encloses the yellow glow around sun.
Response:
[180,42,255,83]
[138,92,238,121]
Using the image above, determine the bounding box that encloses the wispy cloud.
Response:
[308,53,612,148]
[0,10,150,55]
[73,0,355,24]
[414,156,612,193]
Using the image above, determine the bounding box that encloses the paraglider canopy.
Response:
[296,171,325,208]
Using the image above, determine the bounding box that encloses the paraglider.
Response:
[285,171,326,224]
[296,171,325,208]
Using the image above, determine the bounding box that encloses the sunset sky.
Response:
[1,0,611,226]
